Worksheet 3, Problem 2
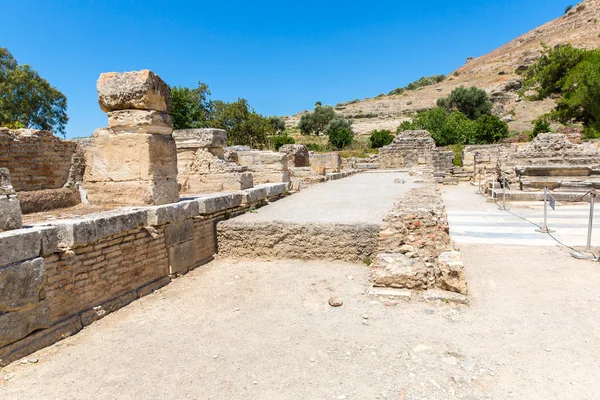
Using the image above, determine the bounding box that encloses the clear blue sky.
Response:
[3,0,570,138]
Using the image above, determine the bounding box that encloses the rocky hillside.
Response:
[284,0,600,136]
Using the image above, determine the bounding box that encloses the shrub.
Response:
[304,143,329,152]
[388,75,446,96]
[531,117,552,138]
[270,134,295,150]
[396,120,415,133]
[475,115,509,143]
[437,86,493,120]
[369,129,395,148]
[450,144,464,166]
[565,4,573,14]
[325,118,354,150]
[298,104,336,135]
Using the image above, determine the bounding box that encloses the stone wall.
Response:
[309,152,342,173]
[0,128,78,192]
[379,130,454,172]
[0,183,289,366]
[235,151,290,185]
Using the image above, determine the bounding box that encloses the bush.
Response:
[369,129,394,148]
[325,118,354,150]
[450,144,464,166]
[475,115,509,143]
[437,86,493,120]
[270,134,295,150]
[388,75,445,96]
[396,120,415,133]
[298,104,336,135]
[532,117,552,138]
[565,4,573,14]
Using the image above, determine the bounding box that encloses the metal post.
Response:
[536,186,554,233]
[587,191,596,251]
[502,182,506,210]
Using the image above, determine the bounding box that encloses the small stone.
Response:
[253,381,258,385]
[362,315,369,320]
[423,309,434,315]
[328,296,343,307]
[28,358,38,364]
[309,358,316,363]
[412,344,430,353]
[337,396,346,400]
[362,321,369,326]
[213,355,218,359]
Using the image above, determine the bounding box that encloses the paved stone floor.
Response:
[237,171,417,224]
[2,181,600,399]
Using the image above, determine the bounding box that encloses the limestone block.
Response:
[242,187,268,205]
[0,258,46,312]
[84,133,178,183]
[183,172,253,193]
[373,253,434,290]
[107,110,173,135]
[146,199,201,226]
[168,239,196,275]
[259,182,290,199]
[236,151,289,172]
[251,171,291,185]
[84,179,179,206]
[0,229,42,266]
[196,193,244,215]
[310,153,342,172]
[0,301,50,348]
[173,129,228,149]
[279,144,309,168]
[0,168,16,195]
[52,209,148,249]
[290,167,316,178]
[97,69,172,112]
[436,251,468,295]
[0,195,23,232]
[165,220,195,247]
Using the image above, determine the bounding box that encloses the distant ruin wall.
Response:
[0,183,289,366]
[0,129,78,192]
[379,130,453,171]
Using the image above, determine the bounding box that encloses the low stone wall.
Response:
[0,182,289,366]
[309,152,342,173]
[18,188,80,214]
[0,129,78,192]
[217,221,379,263]
[379,130,454,172]
[372,185,467,295]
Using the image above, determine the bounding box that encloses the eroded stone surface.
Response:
[97,70,172,113]
[0,258,46,312]
[173,129,228,149]
[0,169,22,232]
[279,144,309,168]
[107,110,173,135]
[437,251,468,295]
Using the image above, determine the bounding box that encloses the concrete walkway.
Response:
[238,171,417,224]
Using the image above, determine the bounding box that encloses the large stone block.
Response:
[107,110,173,135]
[436,251,468,295]
[0,228,42,266]
[146,199,200,226]
[85,133,178,182]
[84,179,179,206]
[236,151,289,172]
[310,153,342,172]
[173,129,228,149]
[0,258,46,312]
[0,167,16,195]
[182,172,253,193]
[0,301,50,348]
[0,195,22,232]
[196,192,244,215]
[251,171,291,185]
[279,144,310,168]
[168,240,196,275]
[165,220,195,247]
[97,70,172,113]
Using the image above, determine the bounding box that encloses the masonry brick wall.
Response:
[44,227,169,323]
[0,128,77,191]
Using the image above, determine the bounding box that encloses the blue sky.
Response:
[3,0,571,138]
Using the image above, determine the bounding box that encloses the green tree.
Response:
[437,86,493,120]
[439,111,477,146]
[369,129,394,148]
[531,116,552,138]
[269,116,286,134]
[211,98,273,147]
[298,104,336,135]
[170,82,212,129]
[0,48,68,135]
[518,43,587,100]
[475,115,509,143]
[325,118,354,149]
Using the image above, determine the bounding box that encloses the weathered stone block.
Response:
[146,199,201,226]
[0,194,22,232]
[310,152,342,172]
[250,171,291,185]
[0,168,16,195]
[97,69,172,113]
[0,229,42,266]
[0,258,46,312]
[373,253,434,290]
[84,179,179,206]
[168,239,196,275]
[107,110,173,135]
[53,209,148,248]
[0,301,50,348]
[259,183,290,199]
[279,144,309,168]
[165,220,195,247]
[436,251,468,295]
[236,151,289,172]
[183,172,253,193]
[196,193,244,215]
[173,129,228,149]
[85,133,178,183]
[242,187,268,205]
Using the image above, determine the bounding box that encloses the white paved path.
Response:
[443,184,600,248]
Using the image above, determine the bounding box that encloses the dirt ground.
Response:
[3,182,600,399]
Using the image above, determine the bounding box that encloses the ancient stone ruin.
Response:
[232,150,290,185]
[0,168,22,232]
[84,70,179,205]
[379,130,454,174]
[173,128,253,193]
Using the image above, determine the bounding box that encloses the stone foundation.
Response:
[309,152,342,172]
[235,150,290,184]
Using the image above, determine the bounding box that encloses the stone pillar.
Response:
[173,128,253,193]
[0,168,23,232]
[84,70,179,205]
